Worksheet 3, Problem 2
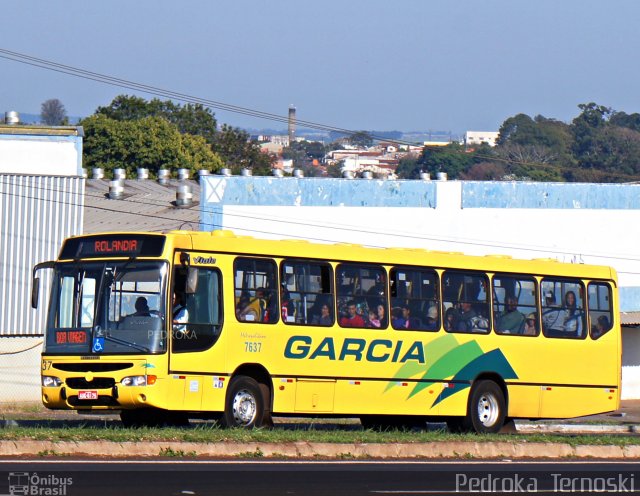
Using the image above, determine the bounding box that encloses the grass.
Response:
[0,423,638,447]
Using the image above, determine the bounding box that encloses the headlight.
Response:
[121,375,156,386]
[42,376,62,387]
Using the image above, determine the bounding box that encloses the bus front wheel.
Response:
[223,375,270,428]
[466,380,506,434]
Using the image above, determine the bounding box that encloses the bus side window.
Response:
[492,275,538,336]
[541,278,586,339]
[588,282,614,339]
[336,263,387,329]
[390,267,440,331]
[442,270,490,334]
[233,257,278,324]
[280,261,334,326]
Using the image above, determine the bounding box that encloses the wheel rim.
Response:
[232,389,257,426]
[476,392,499,427]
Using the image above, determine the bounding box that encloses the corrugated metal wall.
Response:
[0,175,84,336]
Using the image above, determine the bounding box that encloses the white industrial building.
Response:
[0,121,85,403]
[201,175,640,399]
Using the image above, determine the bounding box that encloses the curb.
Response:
[1,440,639,459]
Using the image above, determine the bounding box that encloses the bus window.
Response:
[173,268,223,353]
[541,278,586,339]
[234,258,278,324]
[493,275,538,336]
[442,271,490,334]
[280,261,333,326]
[390,267,440,331]
[588,282,613,339]
[336,264,387,329]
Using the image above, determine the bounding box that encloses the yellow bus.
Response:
[33,230,620,433]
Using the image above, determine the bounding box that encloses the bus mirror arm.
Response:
[31,261,55,309]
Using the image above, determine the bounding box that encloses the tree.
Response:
[41,99,68,125]
[212,124,273,175]
[81,115,224,177]
[417,143,473,179]
[348,131,373,148]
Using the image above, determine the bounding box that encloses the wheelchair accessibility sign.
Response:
[92,337,105,353]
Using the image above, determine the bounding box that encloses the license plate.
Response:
[78,390,98,400]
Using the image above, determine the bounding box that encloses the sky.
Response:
[2,1,640,135]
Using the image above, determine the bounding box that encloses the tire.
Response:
[465,380,506,434]
[223,375,270,428]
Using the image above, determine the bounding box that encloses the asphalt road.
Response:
[0,460,638,496]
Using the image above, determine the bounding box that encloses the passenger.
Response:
[563,291,583,336]
[172,292,189,334]
[592,315,610,339]
[367,309,381,328]
[132,296,151,317]
[523,313,537,336]
[424,305,439,331]
[311,304,332,326]
[401,304,422,330]
[495,296,525,334]
[453,301,477,332]
[444,307,456,331]
[281,288,295,323]
[376,303,387,328]
[391,307,405,329]
[542,291,565,335]
[339,300,365,328]
[237,294,259,322]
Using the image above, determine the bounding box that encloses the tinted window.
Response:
[588,282,614,340]
[336,264,387,329]
[390,267,440,331]
[281,261,333,326]
[442,271,490,334]
[541,279,585,338]
[493,275,538,336]
[234,258,278,324]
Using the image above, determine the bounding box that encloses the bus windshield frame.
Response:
[44,260,169,355]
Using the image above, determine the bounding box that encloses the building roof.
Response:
[621,311,640,326]
[84,178,201,234]
[0,124,83,137]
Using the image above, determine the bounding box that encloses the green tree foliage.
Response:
[348,131,374,148]
[40,98,68,125]
[81,115,224,177]
[214,124,273,175]
[417,143,474,179]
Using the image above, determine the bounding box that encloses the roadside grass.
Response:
[0,423,638,447]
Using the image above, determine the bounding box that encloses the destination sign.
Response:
[56,330,88,344]
[59,235,166,259]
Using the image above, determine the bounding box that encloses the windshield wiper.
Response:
[103,334,150,353]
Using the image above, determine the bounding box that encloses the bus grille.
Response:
[66,377,116,389]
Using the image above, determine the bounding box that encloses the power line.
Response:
[2,176,640,268]
[3,47,639,182]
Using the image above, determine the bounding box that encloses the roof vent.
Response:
[108,180,124,199]
[137,168,149,180]
[272,168,284,178]
[114,168,126,181]
[198,169,210,179]
[293,169,304,178]
[176,184,193,207]
[177,168,190,181]
[342,170,355,179]
[4,111,19,125]
[158,169,170,185]
[81,168,88,178]
[436,172,448,181]
[361,171,373,180]
[241,168,253,177]
[220,168,232,177]
[419,172,431,181]
[92,168,104,180]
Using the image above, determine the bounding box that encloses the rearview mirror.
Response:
[186,268,199,294]
[31,277,40,309]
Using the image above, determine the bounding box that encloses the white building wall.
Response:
[201,176,640,399]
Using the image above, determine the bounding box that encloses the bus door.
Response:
[169,251,225,411]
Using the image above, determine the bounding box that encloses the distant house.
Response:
[464,131,499,147]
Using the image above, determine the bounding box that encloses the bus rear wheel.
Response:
[223,375,271,428]
[466,380,506,434]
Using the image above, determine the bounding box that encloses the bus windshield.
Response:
[44,261,168,354]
